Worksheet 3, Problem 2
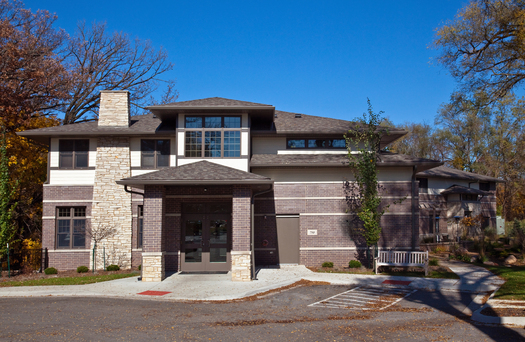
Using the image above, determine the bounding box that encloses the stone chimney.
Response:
[98,90,130,127]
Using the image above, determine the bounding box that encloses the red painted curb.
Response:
[138,291,172,296]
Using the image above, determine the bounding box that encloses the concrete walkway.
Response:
[0,262,521,325]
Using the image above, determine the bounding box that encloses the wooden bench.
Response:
[374,250,429,276]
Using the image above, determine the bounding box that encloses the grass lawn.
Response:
[0,272,139,287]
[484,265,525,300]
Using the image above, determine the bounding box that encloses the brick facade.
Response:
[42,186,93,270]
[253,181,416,268]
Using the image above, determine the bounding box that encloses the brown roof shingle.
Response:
[118,161,272,186]
[440,185,491,196]
[416,166,502,182]
[149,97,273,108]
[250,151,442,171]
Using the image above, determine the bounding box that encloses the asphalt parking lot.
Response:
[2,285,524,341]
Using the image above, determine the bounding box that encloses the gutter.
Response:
[250,184,274,280]
[123,185,145,197]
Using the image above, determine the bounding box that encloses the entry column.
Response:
[231,185,252,281]
[142,185,165,282]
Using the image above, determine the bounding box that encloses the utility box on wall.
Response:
[496,216,505,235]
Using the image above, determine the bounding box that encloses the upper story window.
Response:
[417,178,428,194]
[462,194,479,202]
[56,207,86,249]
[479,182,490,191]
[184,116,241,158]
[287,138,346,149]
[141,140,170,168]
[59,140,89,169]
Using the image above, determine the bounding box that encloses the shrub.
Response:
[44,267,58,275]
[322,261,334,268]
[461,255,471,263]
[478,255,488,263]
[429,258,439,266]
[106,264,120,271]
[138,265,141,271]
[492,242,504,249]
[76,266,89,273]
[432,246,447,253]
[500,250,510,258]
[348,260,362,268]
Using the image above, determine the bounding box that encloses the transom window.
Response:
[287,138,346,149]
[59,140,89,168]
[56,207,86,249]
[141,140,170,168]
[185,116,241,158]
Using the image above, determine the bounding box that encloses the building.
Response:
[416,166,502,242]
[20,90,494,282]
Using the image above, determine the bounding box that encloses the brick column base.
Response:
[231,251,251,282]
[141,252,165,282]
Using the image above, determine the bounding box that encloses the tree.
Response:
[434,0,525,100]
[389,122,446,161]
[0,129,17,252]
[344,100,391,266]
[60,21,177,124]
[434,91,492,172]
[8,115,60,238]
[0,0,70,133]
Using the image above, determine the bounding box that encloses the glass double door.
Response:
[181,213,231,272]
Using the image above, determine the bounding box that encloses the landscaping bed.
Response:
[308,264,459,279]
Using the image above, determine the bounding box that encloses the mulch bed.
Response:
[480,307,525,317]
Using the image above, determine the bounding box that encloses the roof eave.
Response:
[116,179,274,186]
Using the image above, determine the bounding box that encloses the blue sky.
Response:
[24,0,468,125]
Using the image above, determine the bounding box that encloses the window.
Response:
[286,138,346,149]
[462,194,478,201]
[434,212,440,234]
[417,178,428,194]
[184,116,241,157]
[479,182,490,191]
[59,140,89,169]
[56,207,86,249]
[137,205,144,248]
[141,140,170,168]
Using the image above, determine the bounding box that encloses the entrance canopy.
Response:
[117,160,273,189]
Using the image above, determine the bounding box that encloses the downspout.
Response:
[411,166,418,250]
[251,184,274,280]
[124,185,145,198]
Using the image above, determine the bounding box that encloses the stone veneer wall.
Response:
[91,137,132,269]
[253,181,416,268]
[98,91,130,127]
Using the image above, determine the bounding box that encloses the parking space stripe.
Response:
[309,286,416,310]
